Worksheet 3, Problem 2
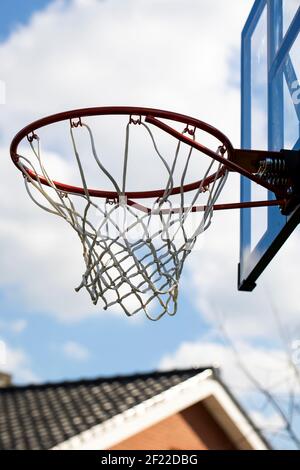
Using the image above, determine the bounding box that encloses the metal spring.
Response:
[256,158,291,189]
[257,158,287,177]
[265,176,289,187]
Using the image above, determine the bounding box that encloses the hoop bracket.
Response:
[232,148,300,215]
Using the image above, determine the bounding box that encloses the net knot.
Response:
[70,117,82,128]
[106,197,118,205]
[183,125,196,137]
[129,115,142,125]
[218,145,227,155]
[27,132,39,143]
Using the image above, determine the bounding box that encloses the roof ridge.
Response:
[0,367,214,392]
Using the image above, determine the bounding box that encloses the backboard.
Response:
[239,0,300,291]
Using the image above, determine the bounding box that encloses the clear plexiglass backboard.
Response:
[239,0,300,290]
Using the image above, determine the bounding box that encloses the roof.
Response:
[0,367,269,450]
[0,368,208,450]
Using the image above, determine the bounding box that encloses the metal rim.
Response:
[10,106,234,200]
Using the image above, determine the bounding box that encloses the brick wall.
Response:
[110,401,236,450]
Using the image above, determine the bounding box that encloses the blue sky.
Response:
[0,0,53,41]
[1,284,209,382]
[0,0,299,449]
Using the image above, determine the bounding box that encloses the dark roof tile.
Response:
[0,368,209,450]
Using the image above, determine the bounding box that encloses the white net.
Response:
[16,116,228,320]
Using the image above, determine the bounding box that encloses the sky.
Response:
[0,0,300,449]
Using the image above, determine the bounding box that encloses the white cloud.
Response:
[62,340,90,361]
[159,339,298,395]
[0,0,254,321]
[0,0,252,135]
[0,337,39,383]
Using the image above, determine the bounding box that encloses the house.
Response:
[0,367,269,450]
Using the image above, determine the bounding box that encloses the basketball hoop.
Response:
[10,107,297,320]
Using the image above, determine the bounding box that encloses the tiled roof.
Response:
[0,368,210,450]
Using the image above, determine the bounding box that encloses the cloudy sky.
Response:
[0,0,300,449]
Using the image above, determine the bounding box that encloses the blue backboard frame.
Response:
[239,0,300,291]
